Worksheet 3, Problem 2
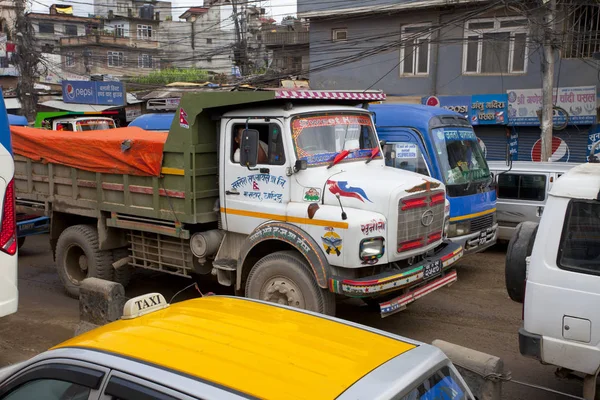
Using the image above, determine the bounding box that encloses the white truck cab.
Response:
[51,117,116,132]
[513,161,600,399]
[0,91,18,318]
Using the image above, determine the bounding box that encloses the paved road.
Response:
[0,234,585,399]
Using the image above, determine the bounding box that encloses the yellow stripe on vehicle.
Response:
[161,167,185,176]
[220,207,349,229]
[449,208,496,222]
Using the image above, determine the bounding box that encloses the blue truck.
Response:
[371,104,497,254]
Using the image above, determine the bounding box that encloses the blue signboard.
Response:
[470,94,508,125]
[588,126,600,158]
[421,96,471,118]
[62,80,126,106]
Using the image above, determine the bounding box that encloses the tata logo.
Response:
[421,209,434,227]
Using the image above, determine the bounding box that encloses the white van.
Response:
[0,91,18,318]
[509,162,600,400]
[488,161,578,241]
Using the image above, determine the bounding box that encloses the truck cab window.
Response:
[384,142,429,176]
[231,123,285,166]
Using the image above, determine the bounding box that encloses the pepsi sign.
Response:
[62,80,126,106]
[531,137,570,162]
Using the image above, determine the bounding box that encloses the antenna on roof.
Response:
[169,282,203,304]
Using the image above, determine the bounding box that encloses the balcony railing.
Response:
[60,34,159,49]
[264,31,309,46]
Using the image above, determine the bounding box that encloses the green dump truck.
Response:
[14,90,464,317]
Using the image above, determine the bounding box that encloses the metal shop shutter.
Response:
[516,126,590,163]
[474,126,508,161]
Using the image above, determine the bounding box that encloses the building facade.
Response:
[0,0,18,91]
[298,0,600,163]
[264,19,309,76]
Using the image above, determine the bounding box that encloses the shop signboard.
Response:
[507,86,597,126]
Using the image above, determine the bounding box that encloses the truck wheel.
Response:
[55,225,114,298]
[506,221,538,303]
[112,247,133,288]
[17,237,25,250]
[245,250,336,316]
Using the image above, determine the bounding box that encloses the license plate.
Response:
[423,260,442,279]
[19,223,34,231]
[479,231,487,245]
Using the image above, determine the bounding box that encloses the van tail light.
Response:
[401,197,427,211]
[522,279,527,320]
[0,180,16,256]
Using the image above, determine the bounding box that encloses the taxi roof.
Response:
[54,296,417,400]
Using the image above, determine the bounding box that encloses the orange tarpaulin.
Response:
[11,126,168,177]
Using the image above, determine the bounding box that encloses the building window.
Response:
[39,22,55,34]
[41,44,54,53]
[206,56,212,63]
[65,52,75,67]
[463,18,528,74]
[400,24,431,76]
[64,24,77,36]
[138,53,153,68]
[107,51,124,67]
[117,2,128,12]
[115,24,125,37]
[563,5,600,58]
[206,38,212,44]
[332,28,347,42]
[137,24,152,40]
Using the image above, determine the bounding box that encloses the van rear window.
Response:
[497,174,546,201]
[558,200,600,275]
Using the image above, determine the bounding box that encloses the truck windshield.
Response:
[75,119,116,131]
[431,127,490,185]
[291,114,379,166]
[400,364,470,399]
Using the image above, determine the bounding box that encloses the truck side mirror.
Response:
[294,159,307,172]
[240,129,260,169]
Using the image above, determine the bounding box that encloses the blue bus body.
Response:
[128,113,174,131]
[371,104,497,254]
[8,114,28,126]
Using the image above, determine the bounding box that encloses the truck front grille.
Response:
[397,190,445,252]
[470,213,494,233]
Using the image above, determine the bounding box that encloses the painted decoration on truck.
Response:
[531,137,570,162]
[179,108,189,129]
[303,187,321,202]
[322,227,342,256]
[361,219,385,235]
[231,173,287,203]
[326,180,371,203]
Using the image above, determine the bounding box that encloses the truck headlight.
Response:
[360,237,385,260]
[447,221,470,238]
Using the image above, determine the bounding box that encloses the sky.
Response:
[30,0,297,22]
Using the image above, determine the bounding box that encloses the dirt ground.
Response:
[0,234,586,399]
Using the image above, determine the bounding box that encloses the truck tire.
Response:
[112,247,133,288]
[506,221,538,303]
[55,225,114,298]
[245,250,336,316]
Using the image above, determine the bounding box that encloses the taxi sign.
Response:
[122,293,169,319]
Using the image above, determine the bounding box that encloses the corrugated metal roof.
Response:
[39,100,117,112]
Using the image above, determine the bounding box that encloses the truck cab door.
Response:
[222,119,290,235]
[382,128,431,177]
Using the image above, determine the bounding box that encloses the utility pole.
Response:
[540,0,556,162]
[13,0,41,122]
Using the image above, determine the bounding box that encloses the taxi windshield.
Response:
[291,114,379,166]
[400,365,470,400]
[76,119,116,131]
[431,127,491,185]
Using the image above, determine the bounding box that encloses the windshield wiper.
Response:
[365,147,380,164]
[327,149,350,169]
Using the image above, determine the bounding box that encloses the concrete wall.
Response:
[305,6,600,96]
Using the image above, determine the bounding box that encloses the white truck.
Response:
[0,91,18,318]
[14,90,463,317]
[507,158,600,399]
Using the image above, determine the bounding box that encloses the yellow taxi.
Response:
[0,293,474,400]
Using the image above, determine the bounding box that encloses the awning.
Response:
[39,100,117,112]
[4,98,21,110]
